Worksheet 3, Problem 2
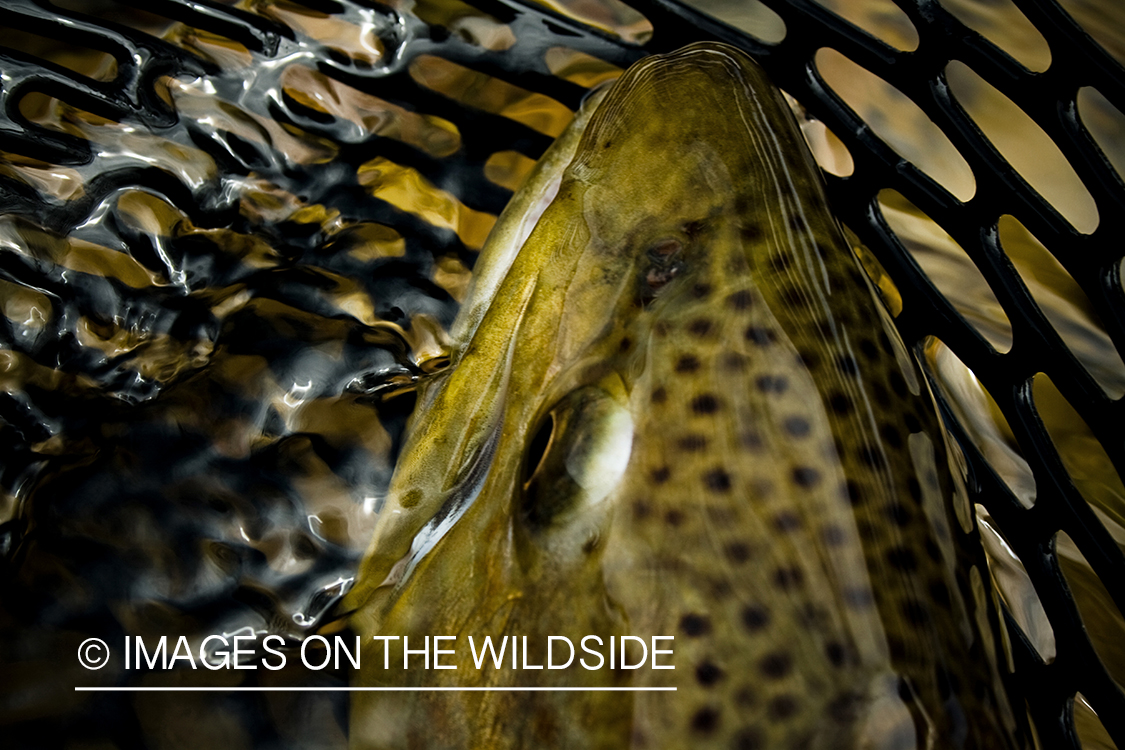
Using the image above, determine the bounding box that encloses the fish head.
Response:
[346,42,1021,750]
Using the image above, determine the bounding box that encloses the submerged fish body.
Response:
[345,43,1021,749]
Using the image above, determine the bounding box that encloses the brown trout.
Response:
[344,42,1023,749]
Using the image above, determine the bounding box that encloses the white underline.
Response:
[74,686,676,692]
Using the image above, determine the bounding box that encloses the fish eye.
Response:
[520,388,633,530]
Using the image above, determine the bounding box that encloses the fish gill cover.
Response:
[0,1,1121,749]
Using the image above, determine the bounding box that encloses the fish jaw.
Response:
[347,42,1023,750]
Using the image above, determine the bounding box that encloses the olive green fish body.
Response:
[346,44,1022,750]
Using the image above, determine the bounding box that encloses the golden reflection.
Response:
[358,156,496,249]
[998,215,1125,399]
[0,280,51,330]
[1057,532,1125,689]
[0,153,86,202]
[816,49,976,201]
[924,338,1034,509]
[680,0,785,44]
[1033,374,1125,533]
[946,61,1099,234]
[530,0,652,43]
[818,0,918,52]
[939,0,1050,71]
[877,190,1012,352]
[544,47,623,88]
[410,55,575,138]
[483,150,539,191]
[1077,87,1125,182]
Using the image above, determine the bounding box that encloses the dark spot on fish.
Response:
[885,502,912,526]
[773,511,801,532]
[740,431,764,452]
[887,546,918,572]
[650,466,671,484]
[929,581,952,609]
[828,694,858,723]
[844,587,874,608]
[744,326,776,346]
[741,605,770,631]
[871,382,891,407]
[791,466,820,488]
[815,241,833,259]
[783,416,810,437]
[879,423,903,448]
[878,330,893,351]
[691,394,719,414]
[755,374,788,394]
[903,599,929,625]
[732,727,764,750]
[768,695,798,721]
[703,469,732,492]
[859,338,880,360]
[654,320,671,337]
[740,222,763,242]
[787,213,806,231]
[725,541,752,563]
[888,636,907,660]
[905,412,923,433]
[773,566,804,590]
[690,707,720,733]
[759,652,792,679]
[696,661,723,686]
[815,318,835,337]
[582,536,599,554]
[829,392,852,415]
[925,537,943,562]
[826,642,847,668]
[822,524,847,546]
[688,318,714,337]
[835,354,859,376]
[856,520,877,540]
[860,446,884,468]
[723,352,749,371]
[842,480,863,506]
[665,509,685,527]
[632,499,652,520]
[692,282,712,299]
[907,478,923,503]
[619,337,632,352]
[890,371,909,397]
[680,613,711,636]
[769,253,792,272]
[651,386,667,404]
[678,434,709,452]
[675,354,701,373]
[728,290,753,310]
